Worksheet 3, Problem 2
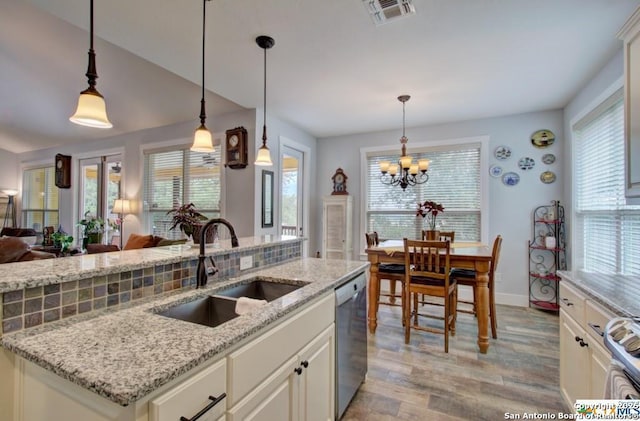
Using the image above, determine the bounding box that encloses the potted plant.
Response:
[78,212,105,246]
[51,232,74,254]
[416,200,445,240]
[166,203,209,242]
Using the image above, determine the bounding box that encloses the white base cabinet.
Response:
[9,292,336,421]
[227,294,335,421]
[559,282,614,408]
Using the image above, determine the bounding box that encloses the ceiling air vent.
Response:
[363,0,416,25]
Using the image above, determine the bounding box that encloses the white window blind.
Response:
[143,147,221,239]
[574,90,640,275]
[366,143,481,241]
[21,166,59,233]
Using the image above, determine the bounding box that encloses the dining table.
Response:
[365,239,494,353]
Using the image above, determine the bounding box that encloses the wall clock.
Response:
[331,168,348,195]
[55,154,71,189]
[225,126,248,169]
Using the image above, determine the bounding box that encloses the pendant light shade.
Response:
[190,0,214,152]
[254,35,275,166]
[70,0,112,129]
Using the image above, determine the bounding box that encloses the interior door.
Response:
[78,155,122,243]
[280,145,304,237]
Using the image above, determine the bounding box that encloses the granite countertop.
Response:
[558,270,640,317]
[0,235,300,293]
[1,258,369,406]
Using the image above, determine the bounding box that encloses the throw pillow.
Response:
[123,234,156,250]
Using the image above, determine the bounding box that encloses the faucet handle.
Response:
[205,256,219,276]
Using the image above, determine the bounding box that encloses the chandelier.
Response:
[379,95,429,190]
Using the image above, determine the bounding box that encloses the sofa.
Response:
[0,237,56,263]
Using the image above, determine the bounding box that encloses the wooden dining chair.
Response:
[365,232,405,313]
[403,239,457,352]
[421,230,455,243]
[450,235,502,339]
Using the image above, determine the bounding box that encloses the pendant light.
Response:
[190,0,215,152]
[254,35,275,166]
[70,0,112,129]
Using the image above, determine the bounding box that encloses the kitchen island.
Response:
[0,236,369,420]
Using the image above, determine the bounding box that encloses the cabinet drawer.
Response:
[227,293,334,407]
[559,282,585,325]
[585,300,615,343]
[150,359,226,421]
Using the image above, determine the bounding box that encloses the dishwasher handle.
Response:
[335,273,367,306]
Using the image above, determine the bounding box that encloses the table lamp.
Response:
[112,199,131,249]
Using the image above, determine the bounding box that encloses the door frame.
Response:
[279,136,310,257]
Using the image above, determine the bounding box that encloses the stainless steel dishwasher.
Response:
[335,272,368,420]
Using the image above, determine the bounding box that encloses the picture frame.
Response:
[261,170,274,228]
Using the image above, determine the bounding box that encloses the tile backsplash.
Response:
[1,240,302,335]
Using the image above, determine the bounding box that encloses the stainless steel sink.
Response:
[215,278,305,302]
[156,278,307,328]
[157,295,239,328]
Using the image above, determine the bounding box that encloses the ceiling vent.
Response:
[363,0,416,25]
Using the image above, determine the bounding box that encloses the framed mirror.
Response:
[262,170,274,228]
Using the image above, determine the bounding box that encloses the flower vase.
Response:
[423,229,440,241]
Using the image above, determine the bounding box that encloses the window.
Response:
[21,166,59,234]
[144,147,221,239]
[574,90,640,275]
[366,142,482,242]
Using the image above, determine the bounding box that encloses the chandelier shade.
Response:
[69,0,112,129]
[379,95,429,190]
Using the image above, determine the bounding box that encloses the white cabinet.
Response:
[619,7,640,198]
[149,359,226,421]
[322,195,353,260]
[558,282,615,408]
[227,294,335,421]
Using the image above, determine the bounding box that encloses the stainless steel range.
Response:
[603,317,640,399]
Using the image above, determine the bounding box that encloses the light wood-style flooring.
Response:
[342,302,567,420]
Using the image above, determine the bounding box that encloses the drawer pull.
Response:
[588,322,604,337]
[574,336,589,347]
[561,298,574,307]
[301,360,309,368]
[294,367,303,375]
[180,393,226,421]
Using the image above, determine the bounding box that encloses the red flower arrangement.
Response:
[416,200,444,230]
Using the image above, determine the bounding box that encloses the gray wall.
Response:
[317,109,565,306]
[0,148,18,192]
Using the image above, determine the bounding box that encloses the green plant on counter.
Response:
[166,203,208,237]
[51,232,74,253]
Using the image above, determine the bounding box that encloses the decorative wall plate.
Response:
[531,129,555,148]
[542,153,556,164]
[502,172,520,186]
[540,171,556,184]
[518,157,535,171]
[489,164,503,177]
[494,145,512,160]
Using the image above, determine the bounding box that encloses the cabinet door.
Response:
[322,196,353,260]
[590,340,611,400]
[560,309,590,407]
[227,356,299,421]
[298,325,335,421]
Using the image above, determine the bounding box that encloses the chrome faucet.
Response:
[196,218,239,288]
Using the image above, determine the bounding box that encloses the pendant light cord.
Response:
[199,0,207,125]
[402,100,406,138]
[262,46,268,146]
[89,0,94,51]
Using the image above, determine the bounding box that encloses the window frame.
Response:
[142,142,223,239]
[359,135,489,255]
[570,82,640,275]
[20,164,59,236]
